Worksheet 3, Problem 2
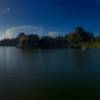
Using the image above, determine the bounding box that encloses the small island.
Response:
[0,26,100,49]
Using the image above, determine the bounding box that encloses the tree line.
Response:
[0,26,99,48]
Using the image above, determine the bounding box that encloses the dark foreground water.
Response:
[0,47,100,99]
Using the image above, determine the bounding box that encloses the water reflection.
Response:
[0,48,99,99]
[70,49,90,70]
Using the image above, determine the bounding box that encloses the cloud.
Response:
[5,25,44,38]
[0,8,11,16]
[48,31,59,37]
[4,25,60,39]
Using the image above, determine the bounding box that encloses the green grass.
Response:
[80,42,100,48]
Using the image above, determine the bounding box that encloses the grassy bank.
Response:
[80,42,100,48]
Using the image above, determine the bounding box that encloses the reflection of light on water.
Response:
[3,47,14,70]
[0,48,99,98]
[81,46,86,50]
[2,47,20,71]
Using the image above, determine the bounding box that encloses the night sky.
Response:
[0,0,100,38]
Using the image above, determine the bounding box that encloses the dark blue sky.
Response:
[0,0,100,38]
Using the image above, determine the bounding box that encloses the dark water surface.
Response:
[0,47,100,99]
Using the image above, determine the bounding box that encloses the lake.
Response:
[0,47,99,99]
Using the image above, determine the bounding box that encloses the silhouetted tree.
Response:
[16,33,26,40]
[68,32,81,44]
[95,36,100,42]
[74,26,94,42]
[0,27,95,49]
[27,34,40,48]
[75,26,85,34]
[55,36,68,48]
[40,36,56,48]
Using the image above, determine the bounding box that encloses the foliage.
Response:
[68,32,81,44]
[0,26,97,48]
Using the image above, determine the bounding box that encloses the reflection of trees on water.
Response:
[69,49,93,83]
[71,49,91,71]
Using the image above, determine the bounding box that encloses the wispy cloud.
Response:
[5,25,44,38]
[4,25,60,39]
[48,31,59,37]
[0,8,11,16]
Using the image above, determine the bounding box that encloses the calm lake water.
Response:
[0,47,100,99]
